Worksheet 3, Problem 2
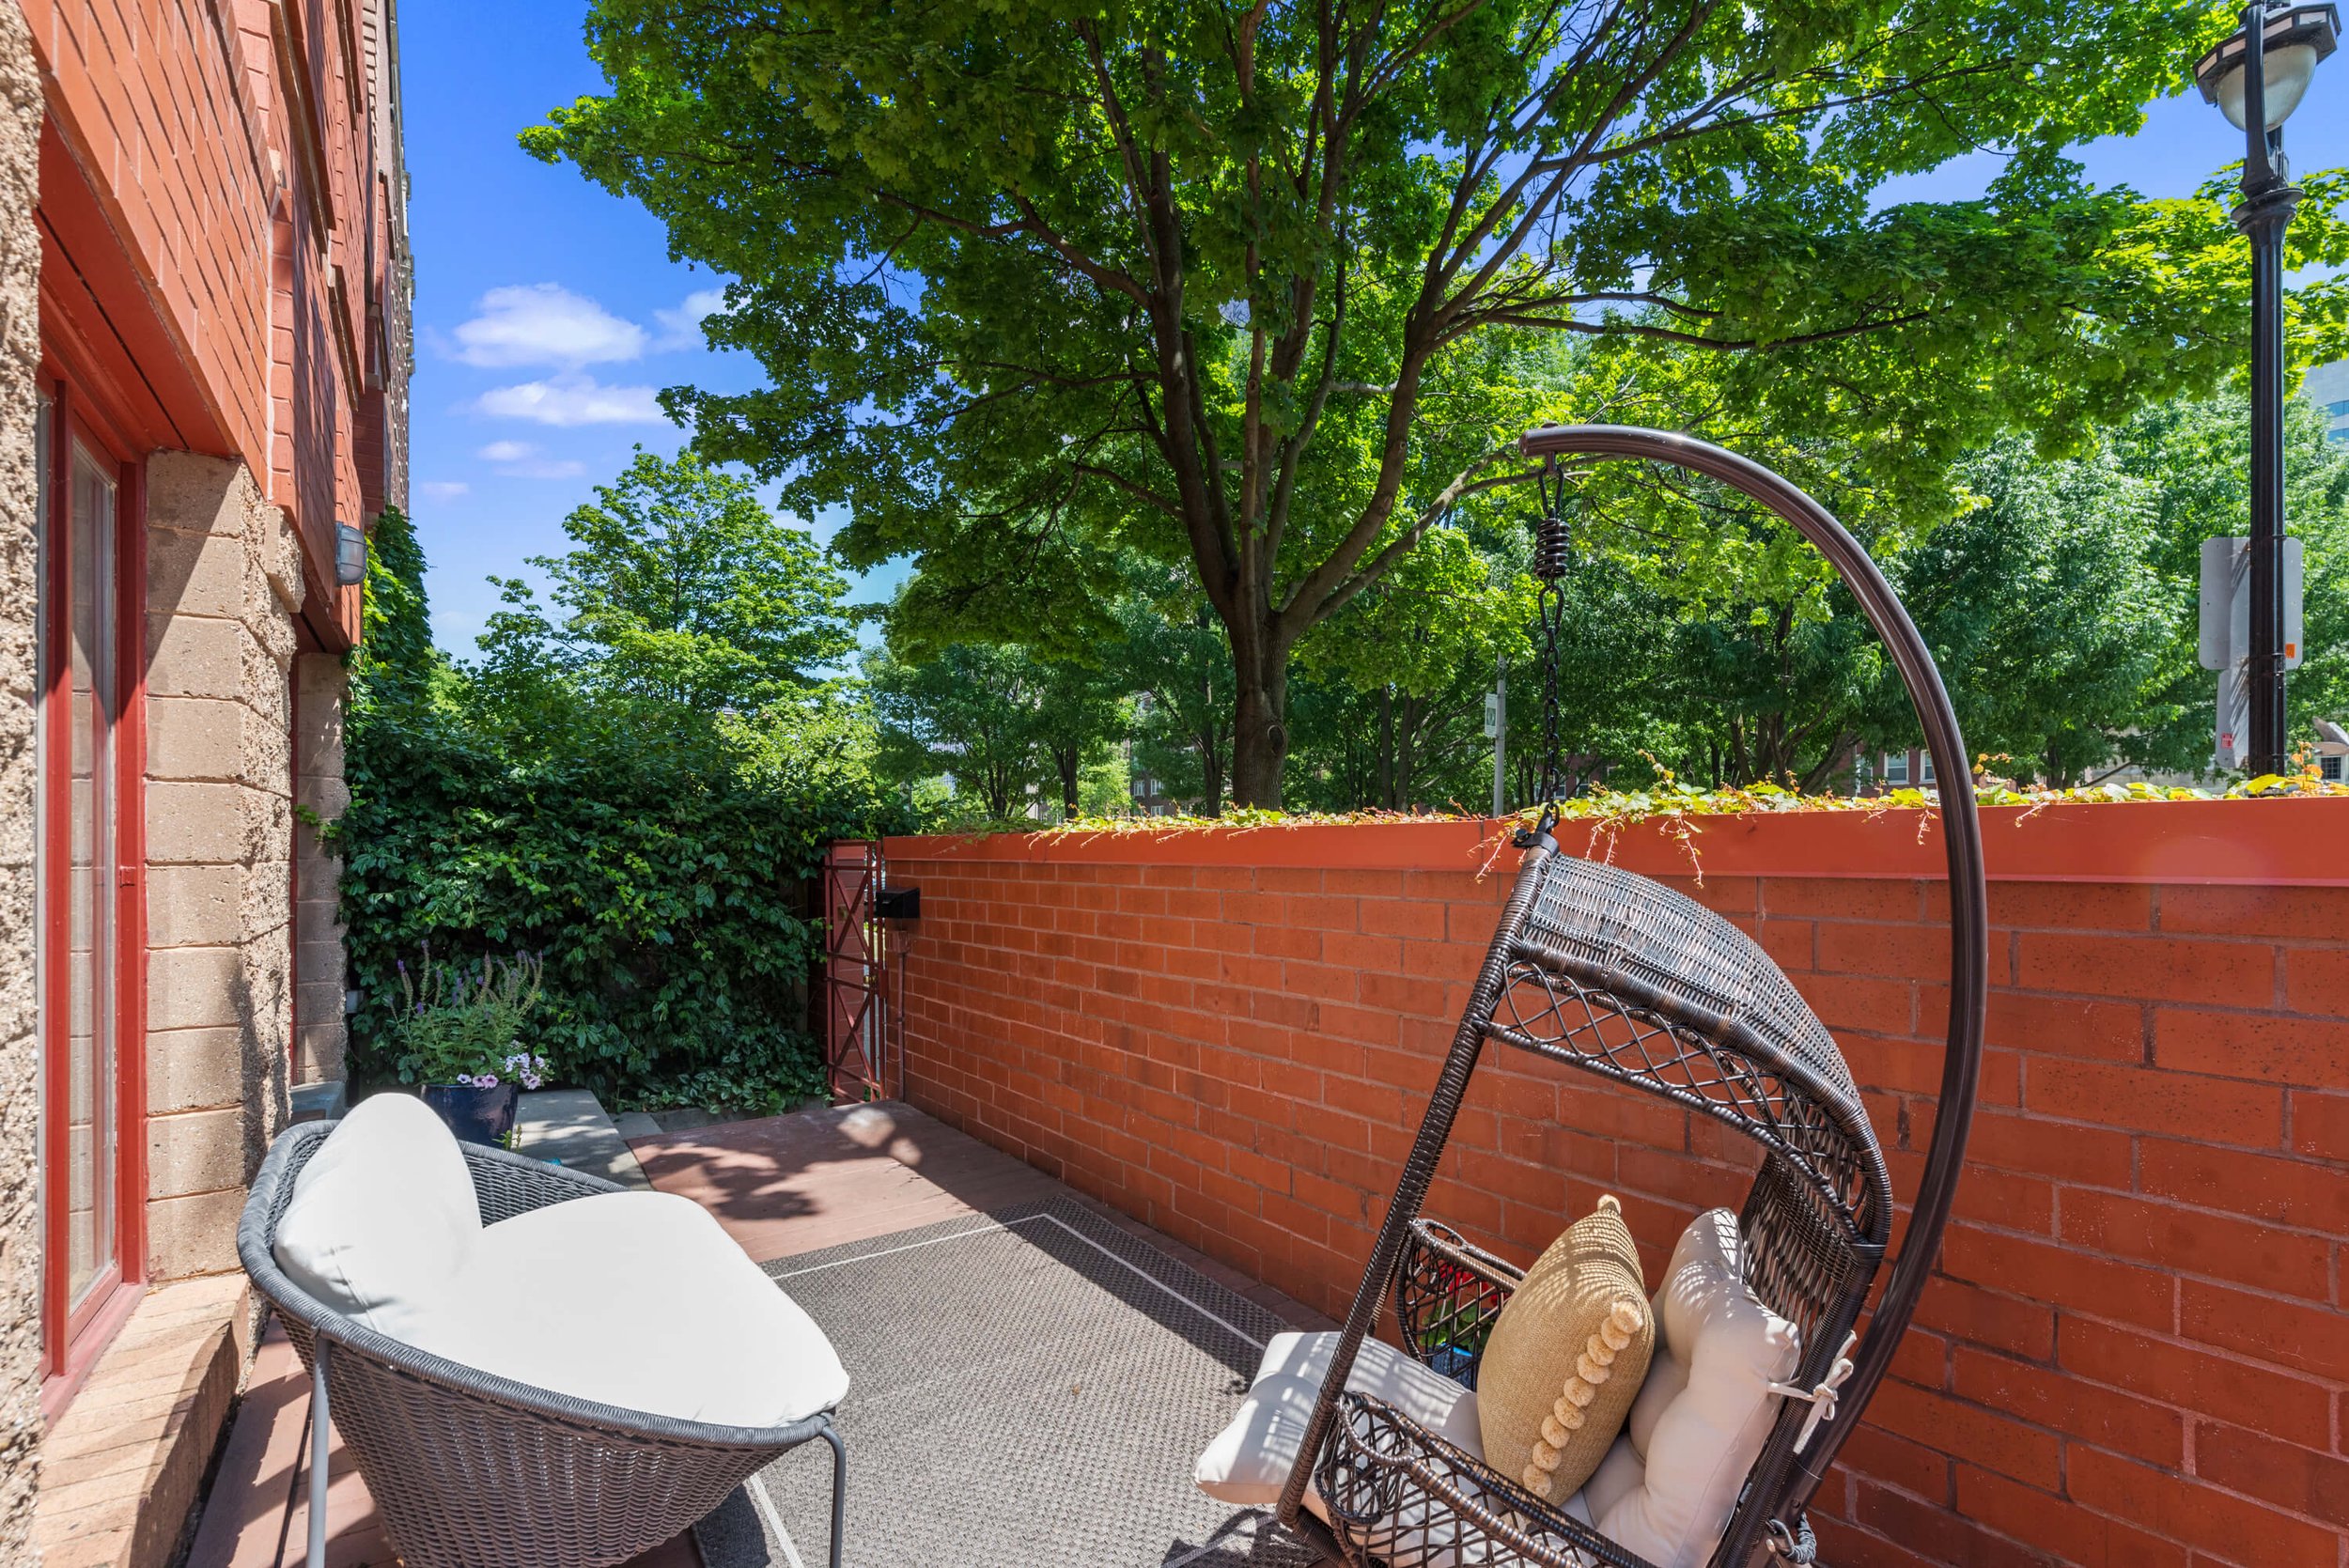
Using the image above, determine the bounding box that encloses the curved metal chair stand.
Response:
[1276,427,1990,1568]
[239,1118,848,1568]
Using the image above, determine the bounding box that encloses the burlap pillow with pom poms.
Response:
[1474,1195,1654,1506]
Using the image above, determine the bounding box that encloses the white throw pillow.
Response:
[1197,1331,1485,1512]
[272,1093,480,1340]
[1195,1331,1595,1568]
[402,1190,848,1428]
[1591,1209,1801,1568]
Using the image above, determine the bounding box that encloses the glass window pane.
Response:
[63,441,116,1308]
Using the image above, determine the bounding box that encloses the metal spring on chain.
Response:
[1532,458,1572,582]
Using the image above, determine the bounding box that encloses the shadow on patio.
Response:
[190,1101,1331,1568]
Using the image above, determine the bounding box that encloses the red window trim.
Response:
[37,358,149,1419]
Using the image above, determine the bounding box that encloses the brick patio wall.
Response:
[885,800,2349,1568]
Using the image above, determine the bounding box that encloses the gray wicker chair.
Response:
[240,1116,847,1568]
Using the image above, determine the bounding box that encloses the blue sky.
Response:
[402,6,2349,657]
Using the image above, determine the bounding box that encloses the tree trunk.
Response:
[1200,737,1226,815]
[1229,639,1289,808]
[1397,694,1423,809]
[1056,747,1081,818]
[1375,689,1395,809]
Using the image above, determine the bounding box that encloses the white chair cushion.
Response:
[401,1190,848,1429]
[1196,1330,1595,1568]
[272,1093,480,1341]
[1197,1331,1484,1512]
[1591,1209,1801,1568]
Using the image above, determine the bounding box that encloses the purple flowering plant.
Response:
[389,942,552,1090]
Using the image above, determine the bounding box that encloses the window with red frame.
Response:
[36,373,147,1405]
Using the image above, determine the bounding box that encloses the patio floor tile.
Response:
[182,1322,698,1568]
[628,1099,1331,1327]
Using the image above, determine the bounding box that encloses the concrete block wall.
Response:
[887,804,2349,1568]
[142,453,301,1282]
[292,652,346,1084]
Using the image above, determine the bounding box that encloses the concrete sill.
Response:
[33,1274,251,1568]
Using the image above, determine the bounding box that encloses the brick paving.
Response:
[183,1098,1311,1567]
[33,1274,247,1568]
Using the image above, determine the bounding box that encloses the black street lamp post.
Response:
[2196,4,2338,775]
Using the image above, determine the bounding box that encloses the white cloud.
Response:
[474,439,585,479]
[450,283,646,369]
[418,480,470,502]
[653,287,728,350]
[506,457,587,479]
[472,373,666,427]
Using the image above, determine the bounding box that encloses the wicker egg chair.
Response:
[1275,427,1990,1568]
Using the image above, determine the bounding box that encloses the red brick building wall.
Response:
[12,5,407,1550]
[885,801,2349,1567]
[24,0,407,644]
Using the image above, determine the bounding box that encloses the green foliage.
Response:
[359,507,436,686]
[1112,561,1236,815]
[481,448,856,711]
[341,466,902,1112]
[1895,437,2184,784]
[528,0,2349,803]
[867,639,1130,823]
[868,642,1045,821]
[384,950,549,1088]
[2111,390,2349,750]
[1299,388,2349,800]
[1290,526,1534,810]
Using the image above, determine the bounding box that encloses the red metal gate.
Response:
[820,841,893,1102]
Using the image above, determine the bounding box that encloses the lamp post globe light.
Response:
[2195,3,2339,776]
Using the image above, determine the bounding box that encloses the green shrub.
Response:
[339,502,905,1112]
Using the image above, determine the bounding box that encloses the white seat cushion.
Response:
[272,1093,480,1340]
[1590,1209,1801,1568]
[1196,1330,1595,1568]
[402,1190,848,1429]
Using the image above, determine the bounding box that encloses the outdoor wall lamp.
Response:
[334,521,367,586]
[2194,2,2338,775]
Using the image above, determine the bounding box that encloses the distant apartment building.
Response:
[2304,358,2349,444]
[0,4,411,1564]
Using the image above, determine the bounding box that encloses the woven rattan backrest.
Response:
[1479,853,1893,1265]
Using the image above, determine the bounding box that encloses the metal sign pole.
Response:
[1489,658,1507,816]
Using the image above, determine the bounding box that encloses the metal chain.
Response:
[1529,458,1573,827]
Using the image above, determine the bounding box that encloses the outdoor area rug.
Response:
[695,1196,1327,1568]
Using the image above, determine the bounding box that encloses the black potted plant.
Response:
[389,946,552,1145]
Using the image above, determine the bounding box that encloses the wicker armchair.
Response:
[239,1118,847,1568]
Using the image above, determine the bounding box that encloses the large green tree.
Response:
[868,642,1049,818]
[487,447,856,711]
[530,0,2349,803]
[1295,524,1530,807]
[1893,436,2182,784]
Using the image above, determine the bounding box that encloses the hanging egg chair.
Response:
[1271,427,1989,1568]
